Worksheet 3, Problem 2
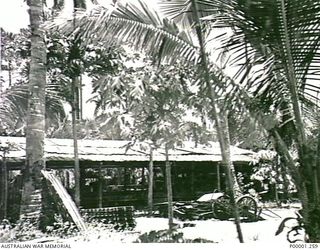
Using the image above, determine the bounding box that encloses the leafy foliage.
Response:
[135,229,215,243]
[199,0,320,127]
[0,28,67,136]
[0,29,30,87]
[0,84,66,136]
[90,54,217,147]
[46,31,123,104]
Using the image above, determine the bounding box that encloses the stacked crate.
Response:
[81,206,135,230]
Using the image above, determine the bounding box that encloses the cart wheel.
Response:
[236,196,258,221]
[212,195,232,220]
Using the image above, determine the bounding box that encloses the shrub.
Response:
[135,229,215,243]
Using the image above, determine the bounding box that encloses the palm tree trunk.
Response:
[20,0,46,228]
[165,144,173,230]
[271,130,309,210]
[190,0,243,243]
[279,0,319,240]
[71,77,81,207]
[316,127,320,199]
[0,150,8,219]
[0,28,2,95]
[2,152,7,219]
[280,0,316,201]
[79,75,83,120]
[71,0,87,209]
[218,114,244,241]
[8,61,12,87]
[148,146,154,216]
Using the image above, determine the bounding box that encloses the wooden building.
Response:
[0,136,256,210]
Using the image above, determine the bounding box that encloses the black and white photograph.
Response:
[0,0,320,248]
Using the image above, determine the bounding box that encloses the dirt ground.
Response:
[134,204,304,243]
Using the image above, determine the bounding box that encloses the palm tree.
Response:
[50,0,320,241]
[192,0,320,241]
[20,0,47,228]
[190,0,244,240]
[49,0,246,241]
[163,0,320,241]
[46,0,93,207]
[0,84,65,135]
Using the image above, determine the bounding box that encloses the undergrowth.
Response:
[135,229,215,243]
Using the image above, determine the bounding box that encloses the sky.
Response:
[0,0,29,33]
[0,0,159,119]
[0,0,157,33]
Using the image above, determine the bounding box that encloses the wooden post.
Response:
[272,159,280,206]
[165,144,173,230]
[148,147,154,216]
[141,166,145,185]
[124,167,128,190]
[98,164,103,208]
[217,163,221,191]
[191,164,195,197]
[66,170,70,189]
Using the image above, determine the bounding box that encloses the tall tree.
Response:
[195,0,320,241]
[147,146,154,216]
[188,0,243,241]
[46,28,122,206]
[50,0,245,238]
[50,0,320,241]
[20,0,47,228]
[90,57,204,228]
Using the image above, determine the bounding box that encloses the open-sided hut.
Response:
[0,136,256,209]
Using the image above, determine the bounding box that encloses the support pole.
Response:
[191,163,195,197]
[148,147,154,216]
[165,144,173,230]
[98,164,102,208]
[217,163,221,191]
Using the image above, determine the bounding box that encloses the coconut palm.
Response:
[47,0,100,207]
[19,0,47,229]
[48,0,247,240]
[189,0,320,241]
[49,0,320,241]
[161,0,320,241]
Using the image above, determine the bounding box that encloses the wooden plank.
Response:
[41,170,87,232]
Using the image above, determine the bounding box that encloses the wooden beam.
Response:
[148,147,154,216]
[98,164,102,208]
[217,163,221,191]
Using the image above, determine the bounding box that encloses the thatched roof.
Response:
[0,136,255,164]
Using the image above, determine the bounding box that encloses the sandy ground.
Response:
[134,206,303,243]
[0,204,305,248]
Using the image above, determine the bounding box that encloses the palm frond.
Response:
[47,1,199,65]
[0,84,66,131]
[158,0,218,29]
[199,0,320,120]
